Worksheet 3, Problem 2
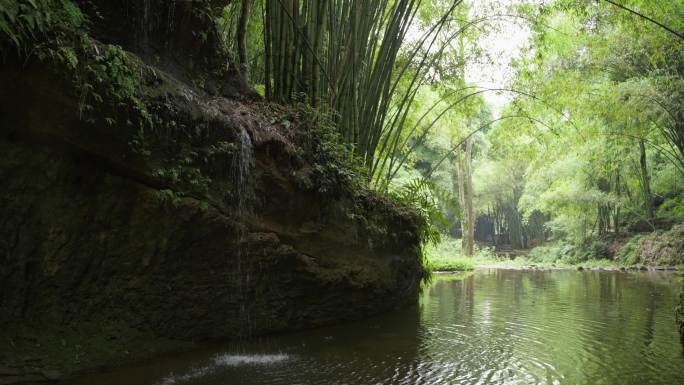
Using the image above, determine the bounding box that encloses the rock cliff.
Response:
[0,1,425,382]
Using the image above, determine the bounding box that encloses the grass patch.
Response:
[427,256,475,272]
[425,236,632,271]
[424,237,475,271]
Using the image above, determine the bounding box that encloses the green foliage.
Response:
[153,163,211,195]
[78,44,148,125]
[658,193,684,219]
[528,242,581,264]
[618,235,643,266]
[88,45,141,104]
[1,0,149,129]
[426,236,462,258]
[154,189,185,208]
[389,178,450,247]
[616,224,684,266]
[266,102,366,195]
[0,0,84,51]
[528,238,616,265]
[474,0,684,254]
[245,0,489,184]
[586,239,611,259]
[6,0,681,274]
[425,237,474,272]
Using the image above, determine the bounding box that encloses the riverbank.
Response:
[427,224,684,273]
[474,260,681,272]
[428,254,682,273]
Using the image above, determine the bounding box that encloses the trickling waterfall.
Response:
[140,0,151,54]
[231,125,255,215]
[231,125,255,337]
[167,0,176,32]
[136,0,177,57]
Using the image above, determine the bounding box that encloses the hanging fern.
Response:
[0,0,85,52]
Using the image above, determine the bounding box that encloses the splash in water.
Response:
[213,353,290,366]
[156,354,291,385]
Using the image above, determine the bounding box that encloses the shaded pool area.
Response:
[65,269,684,385]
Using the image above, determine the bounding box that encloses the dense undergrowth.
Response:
[427,222,684,272]
[525,224,684,267]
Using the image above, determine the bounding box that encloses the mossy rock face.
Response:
[677,268,684,343]
[678,292,684,342]
[678,270,684,343]
[0,3,425,382]
[76,0,255,98]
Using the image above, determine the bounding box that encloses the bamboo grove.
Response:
[223,0,684,259]
[229,0,474,186]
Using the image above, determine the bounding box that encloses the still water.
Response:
[67,269,684,385]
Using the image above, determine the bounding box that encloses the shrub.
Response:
[531,242,576,262]
[617,235,643,265]
[586,239,610,259]
[657,193,684,219]
[616,225,684,266]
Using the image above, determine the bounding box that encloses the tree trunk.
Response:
[639,139,654,220]
[263,0,272,98]
[464,137,475,257]
[237,0,251,73]
[454,138,474,257]
[614,168,620,234]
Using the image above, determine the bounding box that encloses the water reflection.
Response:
[65,270,684,385]
[417,269,684,385]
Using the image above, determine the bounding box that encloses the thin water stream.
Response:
[65,269,684,385]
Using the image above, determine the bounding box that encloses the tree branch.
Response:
[601,0,683,40]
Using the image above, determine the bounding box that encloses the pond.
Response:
[66,269,684,385]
